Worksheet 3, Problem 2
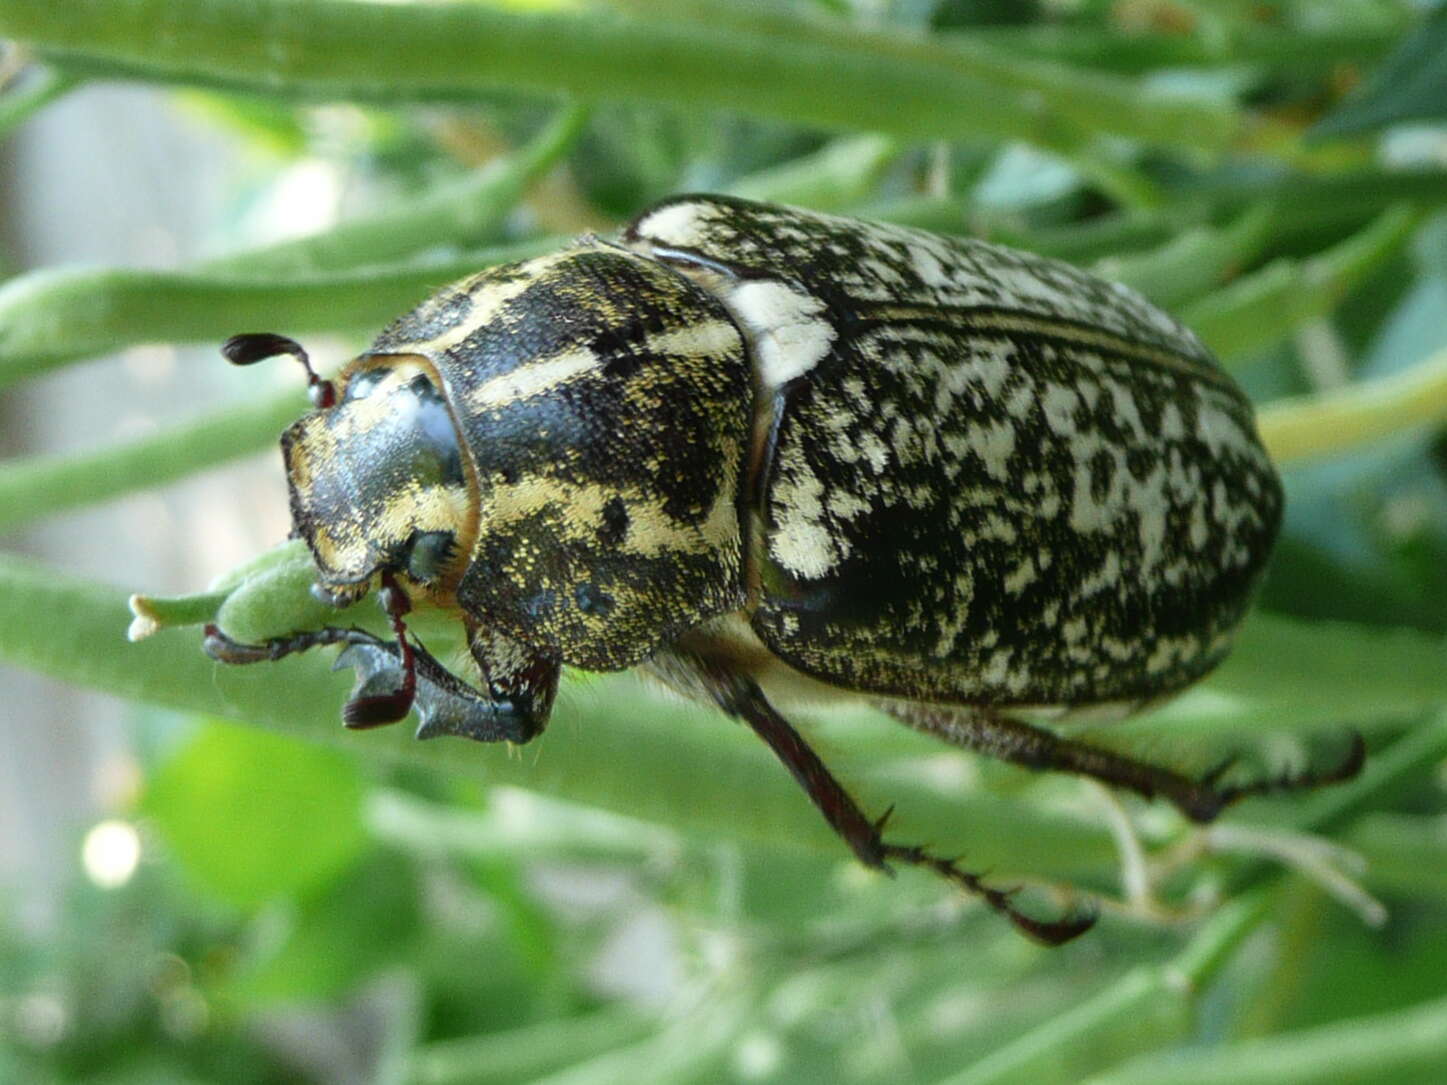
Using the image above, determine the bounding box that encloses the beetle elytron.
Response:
[206,195,1362,942]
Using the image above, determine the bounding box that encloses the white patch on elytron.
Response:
[630,200,722,251]
[768,442,845,578]
[725,279,837,389]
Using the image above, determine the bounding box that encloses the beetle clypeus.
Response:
[205,195,1362,943]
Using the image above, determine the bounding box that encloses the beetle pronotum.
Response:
[205,195,1362,942]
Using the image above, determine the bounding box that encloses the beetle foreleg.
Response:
[340,573,417,728]
[884,705,1364,823]
[203,622,376,664]
[203,613,536,744]
[657,650,1096,946]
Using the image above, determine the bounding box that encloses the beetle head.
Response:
[282,353,477,601]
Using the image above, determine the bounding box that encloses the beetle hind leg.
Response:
[883,704,1364,824]
[652,651,1096,945]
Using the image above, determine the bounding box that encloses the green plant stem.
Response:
[1257,344,1447,465]
[1083,990,1447,1085]
[0,387,299,531]
[941,713,1447,1085]
[201,105,589,276]
[0,0,1240,152]
[366,787,675,866]
[0,553,1118,883]
[0,238,556,387]
[407,1007,655,1085]
[937,891,1273,1085]
[0,64,78,138]
[959,22,1404,75]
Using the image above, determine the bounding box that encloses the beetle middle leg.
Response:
[884,704,1364,823]
[649,650,1096,945]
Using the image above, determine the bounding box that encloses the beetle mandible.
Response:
[206,194,1362,943]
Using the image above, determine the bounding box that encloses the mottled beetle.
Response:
[207,194,1362,943]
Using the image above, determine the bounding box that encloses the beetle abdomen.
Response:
[627,195,1282,709]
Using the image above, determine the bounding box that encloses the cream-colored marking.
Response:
[909,242,950,288]
[401,249,586,356]
[1003,557,1036,595]
[468,347,599,410]
[1188,499,1209,549]
[1160,401,1186,439]
[1041,383,1080,436]
[857,433,889,474]
[1124,463,1170,573]
[1195,400,1255,458]
[862,304,1228,388]
[1074,551,1121,599]
[727,279,837,389]
[484,473,739,560]
[643,320,742,359]
[374,484,473,545]
[631,201,719,249]
[1108,382,1146,438]
[970,417,1016,480]
[981,648,1013,687]
[769,447,843,578]
[827,489,870,520]
[971,338,1014,397]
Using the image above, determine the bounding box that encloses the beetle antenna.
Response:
[342,573,418,728]
[222,332,338,409]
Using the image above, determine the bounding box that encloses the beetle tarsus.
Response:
[202,622,375,664]
[685,653,1095,944]
[881,843,1097,946]
[883,704,1365,826]
[1180,731,1366,823]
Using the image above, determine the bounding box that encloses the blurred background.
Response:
[2,1,1447,1082]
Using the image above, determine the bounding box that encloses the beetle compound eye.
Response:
[222,331,337,409]
[401,530,457,585]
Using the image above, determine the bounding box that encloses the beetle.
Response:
[205,194,1362,943]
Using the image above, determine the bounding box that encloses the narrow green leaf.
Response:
[1094,203,1273,309]
[0,387,300,531]
[1084,990,1447,1085]
[1310,8,1447,139]
[0,64,78,139]
[728,134,901,210]
[0,238,555,388]
[409,1008,654,1085]
[938,894,1272,1085]
[1184,205,1420,363]
[202,104,590,277]
[0,0,1241,152]
[1257,343,1447,466]
[1113,613,1447,740]
[0,554,1118,884]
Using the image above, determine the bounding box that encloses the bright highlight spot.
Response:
[82,820,141,889]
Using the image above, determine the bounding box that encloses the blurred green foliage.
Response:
[2,1,1447,1082]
